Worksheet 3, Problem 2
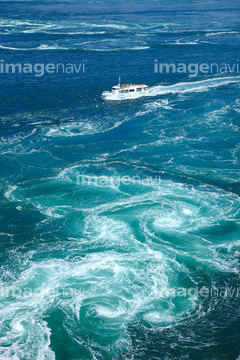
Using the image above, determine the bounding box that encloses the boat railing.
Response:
[119,83,135,88]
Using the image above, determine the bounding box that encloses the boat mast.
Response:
[118,76,121,86]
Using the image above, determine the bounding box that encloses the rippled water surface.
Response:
[0,0,240,359]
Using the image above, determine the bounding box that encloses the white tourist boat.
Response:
[101,77,149,100]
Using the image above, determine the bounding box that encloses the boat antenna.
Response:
[118,76,121,86]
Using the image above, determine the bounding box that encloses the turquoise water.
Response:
[0,0,240,359]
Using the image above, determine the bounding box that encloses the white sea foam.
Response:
[79,22,129,30]
[0,45,31,51]
[128,46,150,50]
[4,185,18,201]
[46,118,128,137]
[167,41,199,45]
[2,176,240,357]
[149,76,240,96]
[205,31,239,36]
[76,38,149,52]
[0,44,70,51]
[37,44,69,50]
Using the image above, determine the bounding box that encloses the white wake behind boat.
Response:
[101,77,149,100]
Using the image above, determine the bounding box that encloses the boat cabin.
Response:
[111,84,148,95]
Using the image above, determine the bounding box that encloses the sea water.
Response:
[0,0,240,359]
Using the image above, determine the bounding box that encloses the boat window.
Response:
[137,88,142,92]
[129,89,134,92]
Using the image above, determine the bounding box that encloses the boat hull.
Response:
[101,91,149,101]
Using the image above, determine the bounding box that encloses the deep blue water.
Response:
[0,1,240,359]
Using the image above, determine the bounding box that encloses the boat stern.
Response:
[101,91,113,100]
